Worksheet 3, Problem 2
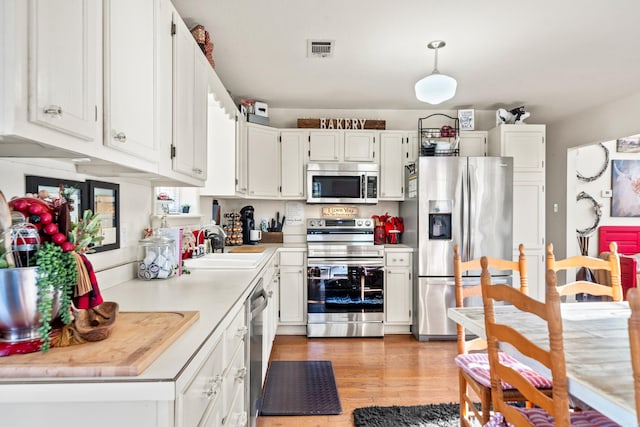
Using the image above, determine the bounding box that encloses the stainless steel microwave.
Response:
[306,163,378,204]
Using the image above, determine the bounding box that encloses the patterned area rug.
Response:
[353,402,460,427]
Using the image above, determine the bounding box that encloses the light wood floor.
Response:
[257,334,459,427]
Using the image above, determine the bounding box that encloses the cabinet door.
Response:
[379,132,405,200]
[246,125,279,197]
[385,268,412,324]
[308,131,342,161]
[192,53,208,180]
[29,0,99,141]
[279,266,305,324]
[513,180,545,251]
[280,130,306,199]
[459,131,487,157]
[502,128,545,172]
[405,132,420,164]
[103,0,156,158]
[172,16,196,176]
[235,116,248,195]
[344,131,376,161]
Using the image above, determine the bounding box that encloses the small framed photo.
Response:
[458,109,475,131]
[616,136,640,153]
[87,180,120,252]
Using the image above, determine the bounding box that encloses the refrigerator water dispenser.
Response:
[428,200,452,240]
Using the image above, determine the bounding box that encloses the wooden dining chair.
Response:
[627,287,640,426]
[453,244,552,427]
[546,242,622,302]
[481,258,620,426]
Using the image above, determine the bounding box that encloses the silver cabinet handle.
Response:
[203,374,223,399]
[113,131,127,142]
[43,105,63,116]
[192,168,203,175]
[267,289,274,297]
[235,366,247,383]
[236,325,248,340]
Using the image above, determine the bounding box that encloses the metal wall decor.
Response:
[576,191,602,237]
[577,143,609,182]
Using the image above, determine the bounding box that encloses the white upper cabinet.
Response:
[488,124,545,173]
[307,130,377,162]
[458,131,487,157]
[344,131,376,161]
[379,131,406,200]
[103,0,157,159]
[280,130,307,199]
[29,0,100,141]
[308,130,343,161]
[246,124,280,197]
[171,12,208,181]
[0,0,101,151]
[235,115,248,195]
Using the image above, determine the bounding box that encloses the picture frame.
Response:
[616,136,640,153]
[611,160,640,217]
[87,180,120,252]
[25,176,87,224]
[458,109,475,131]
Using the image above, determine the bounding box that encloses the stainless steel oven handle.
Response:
[307,258,384,267]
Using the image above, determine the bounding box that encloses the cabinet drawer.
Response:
[279,251,304,266]
[224,308,247,366]
[181,337,224,427]
[223,343,247,413]
[222,383,248,427]
[386,253,411,267]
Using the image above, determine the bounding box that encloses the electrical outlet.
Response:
[601,189,612,198]
[120,223,129,248]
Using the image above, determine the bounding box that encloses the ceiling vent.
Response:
[307,40,334,58]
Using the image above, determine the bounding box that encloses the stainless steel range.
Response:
[306,218,384,337]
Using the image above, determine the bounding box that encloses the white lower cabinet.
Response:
[179,304,247,427]
[278,251,306,325]
[385,249,413,325]
[261,255,279,383]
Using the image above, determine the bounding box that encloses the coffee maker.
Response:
[240,205,255,245]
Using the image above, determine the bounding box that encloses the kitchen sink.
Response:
[183,252,264,269]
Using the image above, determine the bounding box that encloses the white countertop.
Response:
[0,246,281,403]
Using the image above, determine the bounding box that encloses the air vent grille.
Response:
[307,40,334,58]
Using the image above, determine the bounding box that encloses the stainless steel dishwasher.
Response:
[247,279,268,427]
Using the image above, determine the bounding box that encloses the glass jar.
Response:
[137,235,176,280]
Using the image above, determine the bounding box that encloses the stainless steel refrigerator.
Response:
[400,156,513,341]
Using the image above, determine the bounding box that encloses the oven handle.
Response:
[307,258,384,267]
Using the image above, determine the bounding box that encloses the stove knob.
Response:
[364,220,372,227]
[356,220,362,226]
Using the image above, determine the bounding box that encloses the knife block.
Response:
[260,232,283,243]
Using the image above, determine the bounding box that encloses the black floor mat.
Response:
[260,360,343,416]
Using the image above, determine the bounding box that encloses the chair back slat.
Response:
[546,242,622,302]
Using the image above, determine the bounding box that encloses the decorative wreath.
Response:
[577,143,609,182]
[576,191,602,237]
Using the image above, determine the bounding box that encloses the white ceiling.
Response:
[172,0,640,125]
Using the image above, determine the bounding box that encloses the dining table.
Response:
[448,301,636,427]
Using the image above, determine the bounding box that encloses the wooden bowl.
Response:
[74,302,119,342]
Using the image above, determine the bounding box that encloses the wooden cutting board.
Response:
[230,245,266,253]
[0,311,199,377]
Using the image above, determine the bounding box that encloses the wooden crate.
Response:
[260,232,283,243]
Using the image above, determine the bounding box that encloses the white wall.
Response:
[570,140,640,256]
[547,90,640,259]
[0,158,153,273]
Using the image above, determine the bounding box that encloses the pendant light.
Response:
[415,40,457,105]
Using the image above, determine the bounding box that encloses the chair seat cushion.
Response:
[455,352,553,390]
[484,408,620,426]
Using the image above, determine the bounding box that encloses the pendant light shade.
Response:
[415,40,457,105]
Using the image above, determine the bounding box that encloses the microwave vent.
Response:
[307,40,334,58]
